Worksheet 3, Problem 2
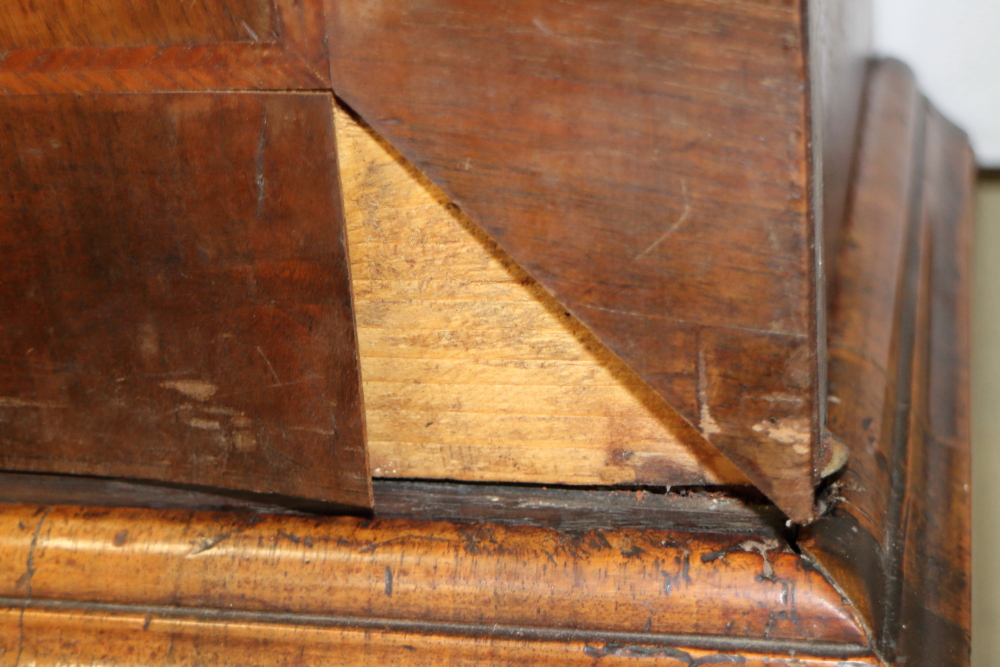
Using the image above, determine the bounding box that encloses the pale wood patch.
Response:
[334,104,746,487]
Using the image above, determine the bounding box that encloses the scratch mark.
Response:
[256,346,280,383]
[358,535,451,554]
[697,348,721,437]
[188,532,231,556]
[288,425,338,437]
[242,20,260,42]
[255,109,268,219]
[15,508,50,667]
[384,566,393,596]
[0,397,68,409]
[632,179,690,262]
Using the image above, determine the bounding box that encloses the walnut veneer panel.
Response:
[0,93,370,507]
[0,0,329,93]
[0,0,275,49]
[335,104,746,487]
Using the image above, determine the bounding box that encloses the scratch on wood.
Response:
[15,508,50,667]
[631,179,690,262]
[188,532,231,556]
[242,20,260,42]
[384,566,393,596]
[256,346,281,383]
[255,108,268,219]
[697,348,721,437]
[0,397,68,409]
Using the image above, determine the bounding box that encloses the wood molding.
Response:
[0,503,873,664]
[800,59,974,666]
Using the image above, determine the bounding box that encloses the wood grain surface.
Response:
[335,103,747,488]
[801,60,974,667]
[325,0,822,521]
[0,606,881,667]
[0,93,370,507]
[896,104,973,666]
[0,0,329,93]
[0,504,869,649]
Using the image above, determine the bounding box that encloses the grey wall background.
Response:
[874,0,1000,166]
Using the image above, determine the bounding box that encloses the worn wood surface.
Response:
[0,504,869,650]
[0,0,329,93]
[326,0,824,521]
[0,473,783,536]
[896,103,973,665]
[0,606,881,667]
[801,60,973,667]
[0,93,370,507]
[335,103,746,488]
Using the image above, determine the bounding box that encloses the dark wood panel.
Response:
[0,93,371,508]
[0,0,329,93]
[0,0,275,49]
[325,0,820,522]
[0,504,868,647]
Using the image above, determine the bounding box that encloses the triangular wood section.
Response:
[335,104,747,487]
[326,0,818,520]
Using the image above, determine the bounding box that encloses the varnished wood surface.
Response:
[0,0,329,93]
[0,0,275,49]
[0,93,370,507]
[0,606,880,667]
[801,60,973,666]
[335,103,746,488]
[326,0,822,521]
[0,504,868,647]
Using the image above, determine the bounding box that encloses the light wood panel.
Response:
[334,104,745,487]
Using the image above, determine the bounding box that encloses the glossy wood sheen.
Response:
[0,504,867,647]
[0,607,880,667]
[0,93,370,508]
